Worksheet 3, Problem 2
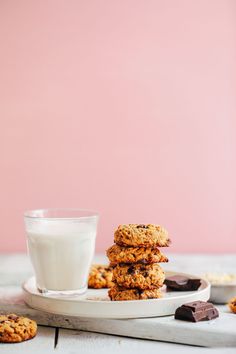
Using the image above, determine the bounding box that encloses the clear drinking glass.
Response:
[24,209,98,295]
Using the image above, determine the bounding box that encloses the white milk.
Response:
[26,220,96,292]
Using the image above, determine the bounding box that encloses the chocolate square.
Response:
[175,301,219,322]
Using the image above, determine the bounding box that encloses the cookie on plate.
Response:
[0,314,37,343]
[107,244,168,265]
[228,297,236,314]
[114,224,170,248]
[113,263,165,290]
[88,264,114,289]
[108,284,163,301]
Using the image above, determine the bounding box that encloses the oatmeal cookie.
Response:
[108,284,163,301]
[0,314,37,343]
[88,264,114,289]
[228,297,236,314]
[107,244,168,265]
[113,263,165,290]
[114,224,170,248]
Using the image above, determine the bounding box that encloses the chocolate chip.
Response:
[127,266,135,275]
[138,259,148,264]
[137,224,148,229]
[8,315,19,320]
[143,272,149,277]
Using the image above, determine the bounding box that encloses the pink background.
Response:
[1,0,236,253]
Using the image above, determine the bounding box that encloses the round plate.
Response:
[22,271,210,319]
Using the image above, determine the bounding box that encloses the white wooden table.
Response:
[1,253,236,354]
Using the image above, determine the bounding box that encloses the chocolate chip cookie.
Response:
[114,224,170,248]
[108,284,163,301]
[88,264,114,289]
[107,244,168,265]
[0,314,37,343]
[113,263,165,290]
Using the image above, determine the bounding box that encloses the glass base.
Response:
[37,285,87,297]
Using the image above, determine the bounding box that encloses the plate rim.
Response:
[22,270,210,304]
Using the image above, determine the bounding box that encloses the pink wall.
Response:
[0,0,236,253]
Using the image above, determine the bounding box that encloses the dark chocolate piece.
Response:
[164,275,201,291]
[175,301,219,322]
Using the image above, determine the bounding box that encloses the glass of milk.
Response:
[24,209,98,295]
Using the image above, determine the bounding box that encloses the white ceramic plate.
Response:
[22,272,210,319]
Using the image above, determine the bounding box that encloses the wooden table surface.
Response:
[0,253,236,354]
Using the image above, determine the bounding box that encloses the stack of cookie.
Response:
[106,224,170,301]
